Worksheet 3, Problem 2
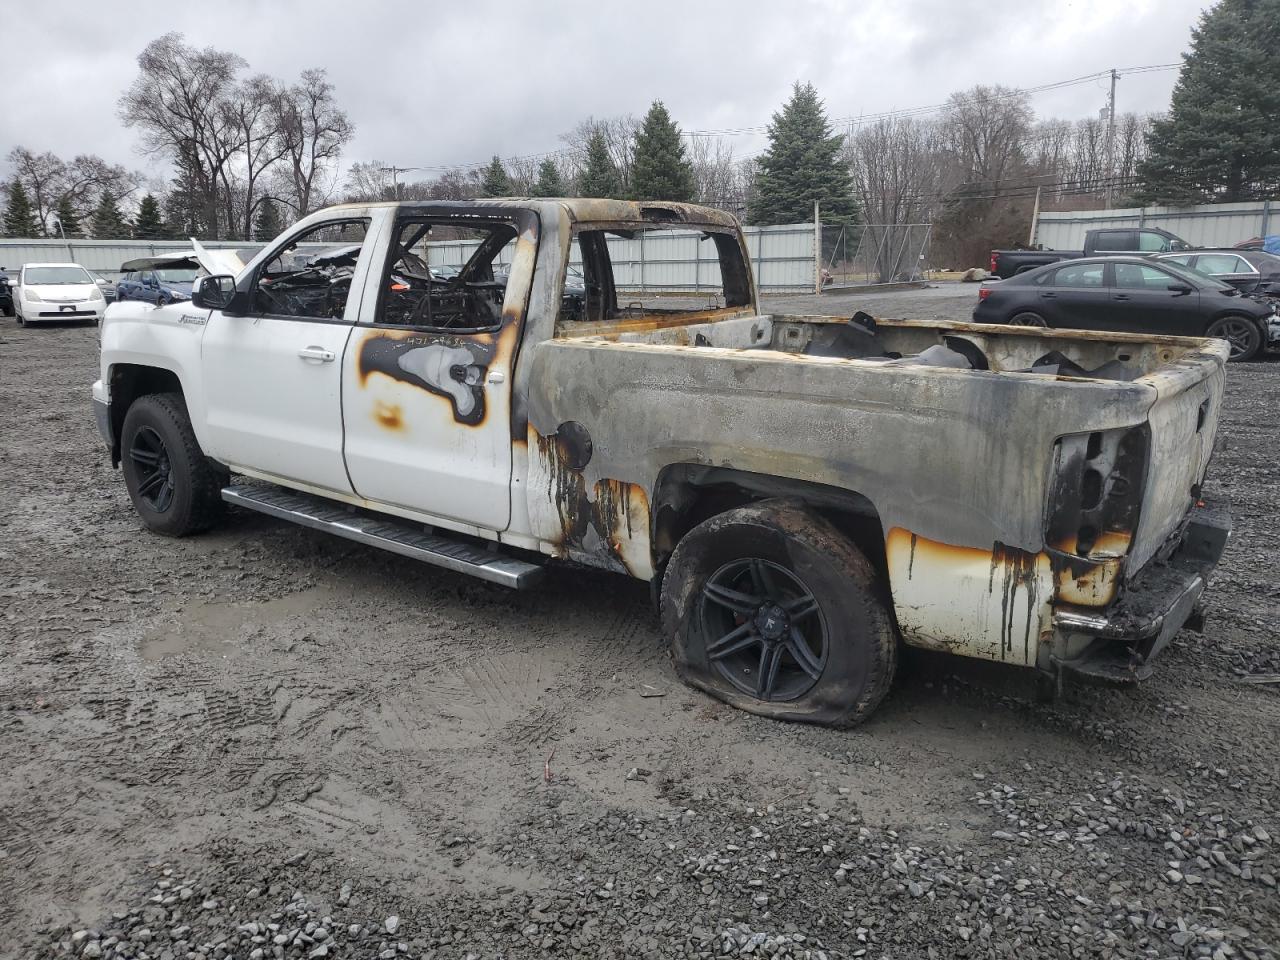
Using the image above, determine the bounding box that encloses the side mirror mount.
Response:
[1168,283,1193,296]
[192,274,238,311]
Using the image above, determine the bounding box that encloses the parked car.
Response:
[1153,248,1280,297]
[116,259,199,305]
[0,270,12,317]
[989,227,1191,279]
[93,199,1231,726]
[93,272,118,303]
[974,256,1277,361]
[13,262,107,326]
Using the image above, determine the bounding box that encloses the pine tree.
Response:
[748,82,858,226]
[54,195,83,239]
[480,156,511,197]
[1135,0,1280,203]
[630,101,695,203]
[254,198,282,241]
[578,131,624,197]
[91,192,128,238]
[133,194,165,239]
[531,159,567,198]
[3,179,38,237]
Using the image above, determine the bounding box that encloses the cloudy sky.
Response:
[4,0,1214,188]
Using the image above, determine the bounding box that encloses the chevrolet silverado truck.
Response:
[990,227,1192,279]
[93,199,1231,726]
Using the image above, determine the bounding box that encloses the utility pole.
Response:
[1028,185,1042,248]
[813,200,822,295]
[379,165,419,201]
[1104,68,1118,209]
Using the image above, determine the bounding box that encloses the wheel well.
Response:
[108,365,184,465]
[651,465,887,581]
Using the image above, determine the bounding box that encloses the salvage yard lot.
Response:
[2,288,1278,959]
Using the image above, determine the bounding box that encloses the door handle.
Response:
[298,346,335,363]
[1041,292,1056,299]
[1113,294,1131,301]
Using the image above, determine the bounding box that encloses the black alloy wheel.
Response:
[697,558,828,702]
[1206,315,1262,361]
[128,425,176,512]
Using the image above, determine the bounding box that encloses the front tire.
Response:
[120,393,226,536]
[661,500,897,727]
[1206,315,1263,362]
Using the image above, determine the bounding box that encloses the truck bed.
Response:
[526,312,1227,668]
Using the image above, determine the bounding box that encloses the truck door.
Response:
[200,213,379,494]
[339,209,539,531]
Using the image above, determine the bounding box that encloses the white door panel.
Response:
[202,316,353,492]
[199,210,384,494]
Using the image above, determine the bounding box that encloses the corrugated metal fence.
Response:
[0,223,819,293]
[1036,200,1279,251]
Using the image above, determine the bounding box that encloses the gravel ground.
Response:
[1,293,1278,960]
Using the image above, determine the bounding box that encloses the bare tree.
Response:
[941,85,1034,188]
[277,69,353,219]
[119,33,248,238]
[687,136,740,209]
[843,117,955,279]
[342,161,396,202]
[6,146,137,235]
[221,74,290,239]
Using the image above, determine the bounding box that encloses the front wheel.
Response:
[1206,315,1263,362]
[120,393,226,536]
[661,500,897,727]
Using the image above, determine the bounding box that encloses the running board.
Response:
[221,485,544,589]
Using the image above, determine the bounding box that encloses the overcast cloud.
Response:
[3,0,1213,188]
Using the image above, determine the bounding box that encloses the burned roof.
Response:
[322,198,741,229]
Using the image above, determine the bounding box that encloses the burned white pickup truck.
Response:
[93,199,1231,726]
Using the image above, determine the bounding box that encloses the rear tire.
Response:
[120,392,226,536]
[661,499,897,727]
[1009,311,1048,327]
[1206,315,1263,362]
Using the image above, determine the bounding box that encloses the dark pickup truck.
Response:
[990,227,1191,279]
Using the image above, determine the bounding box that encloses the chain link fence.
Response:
[819,223,933,288]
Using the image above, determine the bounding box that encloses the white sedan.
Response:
[14,262,107,326]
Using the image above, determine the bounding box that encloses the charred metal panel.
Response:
[521,318,1227,660]
[529,424,653,578]
[358,331,496,426]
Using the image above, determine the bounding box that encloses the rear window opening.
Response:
[556,225,752,329]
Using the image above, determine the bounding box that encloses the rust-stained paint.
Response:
[373,400,404,431]
[886,527,1051,664]
[530,424,652,578]
[885,524,1129,666]
[1051,554,1122,606]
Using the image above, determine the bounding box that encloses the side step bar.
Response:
[221,484,544,589]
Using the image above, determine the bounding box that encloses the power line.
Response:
[383,62,1182,182]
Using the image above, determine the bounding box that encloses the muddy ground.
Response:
[1,287,1277,960]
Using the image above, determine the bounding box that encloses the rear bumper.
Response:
[1050,498,1230,683]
